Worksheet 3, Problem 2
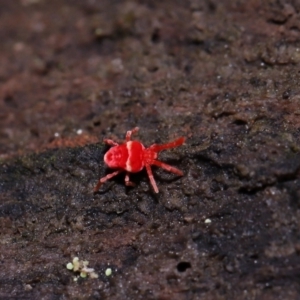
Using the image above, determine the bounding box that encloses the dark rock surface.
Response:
[0,1,300,299]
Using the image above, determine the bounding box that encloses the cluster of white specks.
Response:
[66,257,98,280]
[54,132,60,137]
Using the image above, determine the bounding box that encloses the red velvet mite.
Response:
[94,127,185,193]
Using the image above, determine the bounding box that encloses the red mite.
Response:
[94,127,185,193]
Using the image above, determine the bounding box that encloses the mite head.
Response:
[104,146,127,169]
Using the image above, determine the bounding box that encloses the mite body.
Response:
[94,127,185,193]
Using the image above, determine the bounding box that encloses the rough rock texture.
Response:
[0,0,300,299]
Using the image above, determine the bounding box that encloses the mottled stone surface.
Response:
[0,1,300,299]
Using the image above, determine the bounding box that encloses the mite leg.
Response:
[150,137,185,152]
[125,172,135,187]
[126,127,139,141]
[94,170,122,192]
[152,160,183,176]
[145,164,159,193]
[104,139,119,146]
